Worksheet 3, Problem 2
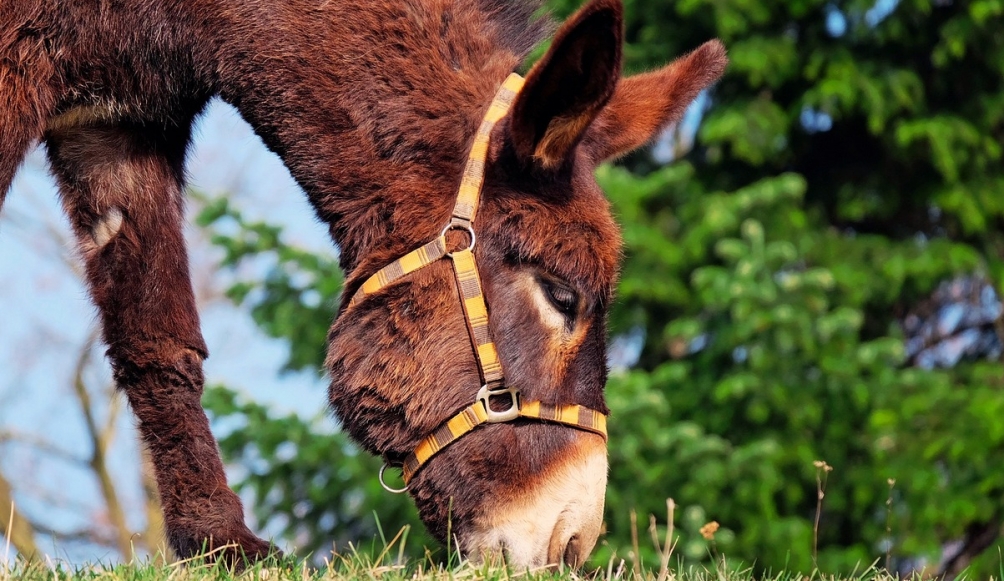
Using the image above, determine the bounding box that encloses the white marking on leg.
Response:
[92,207,124,248]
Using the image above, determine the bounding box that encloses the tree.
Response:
[198,0,1004,575]
[0,301,167,562]
[546,0,1004,574]
[0,472,38,560]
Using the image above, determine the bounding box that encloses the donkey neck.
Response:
[203,0,545,272]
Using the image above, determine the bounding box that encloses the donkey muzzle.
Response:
[463,433,608,569]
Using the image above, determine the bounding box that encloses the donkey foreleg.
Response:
[0,51,55,205]
[45,119,275,565]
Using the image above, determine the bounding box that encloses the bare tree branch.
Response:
[70,332,133,559]
[24,519,120,549]
[938,519,1002,580]
[0,431,87,467]
[993,280,1004,364]
[140,445,168,563]
[0,471,38,560]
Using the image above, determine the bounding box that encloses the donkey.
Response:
[1,0,726,568]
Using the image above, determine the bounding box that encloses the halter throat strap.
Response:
[344,74,608,488]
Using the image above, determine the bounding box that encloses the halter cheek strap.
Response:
[344,73,608,489]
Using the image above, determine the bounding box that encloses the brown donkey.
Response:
[0,0,726,568]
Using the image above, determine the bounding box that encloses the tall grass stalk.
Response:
[647,499,677,581]
[4,500,13,569]
[630,509,641,579]
[813,460,833,568]
[884,479,895,572]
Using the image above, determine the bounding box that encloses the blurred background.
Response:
[1,0,1002,577]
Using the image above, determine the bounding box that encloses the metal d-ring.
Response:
[441,221,476,255]
[379,463,409,494]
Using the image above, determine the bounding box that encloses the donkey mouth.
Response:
[462,434,608,569]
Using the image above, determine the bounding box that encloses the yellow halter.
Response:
[345,74,608,491]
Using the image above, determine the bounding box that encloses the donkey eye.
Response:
[540,278,579,318]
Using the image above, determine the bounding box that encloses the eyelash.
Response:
[541,279,579,318]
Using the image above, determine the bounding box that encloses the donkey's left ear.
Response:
[508,0,623,170]
[583,40,728,163]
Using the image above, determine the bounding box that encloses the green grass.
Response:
[1,520,985,581]
[2,556,910,581]
[0,540,918,581]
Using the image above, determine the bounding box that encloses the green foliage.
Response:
[870,361,1004,566]
[202,386,433,561]
[196,197,342,373]
[594,163,993,573]
[195,0,1004,575]
[564,0,1004,574]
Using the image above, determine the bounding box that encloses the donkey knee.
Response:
[109,346,207,398]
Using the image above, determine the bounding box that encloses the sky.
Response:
[0,99,341,564]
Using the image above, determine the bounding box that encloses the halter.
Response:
[344,73,608,492]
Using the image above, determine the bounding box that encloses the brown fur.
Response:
[583,39,729,162]
[0,0,726,565]
[509,0,621,169]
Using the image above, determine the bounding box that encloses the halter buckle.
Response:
[477,384,521,423]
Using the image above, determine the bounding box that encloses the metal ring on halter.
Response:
[441,221,476,255]
[379,463,409,494]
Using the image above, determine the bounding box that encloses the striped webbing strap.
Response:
[403,401,608,483]
[343,73,608,487]
[347,237,448,309]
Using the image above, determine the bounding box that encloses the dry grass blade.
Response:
[4,499,12,569]
[812,460,833,568]
[884,479,895,572]
[630,509,641,580]
[656,499,677,581]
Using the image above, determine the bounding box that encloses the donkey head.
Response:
[326,0,726,568]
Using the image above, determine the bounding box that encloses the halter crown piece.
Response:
[345,73,608,492]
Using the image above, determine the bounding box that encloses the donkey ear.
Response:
[583,40,728,162]
[507,0,623,170]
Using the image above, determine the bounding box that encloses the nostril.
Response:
[563,535,582,567]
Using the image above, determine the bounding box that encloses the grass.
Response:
[0,527,924,581]
[2,552,912,581]
[1,493,988,581]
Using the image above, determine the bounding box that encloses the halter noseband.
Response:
[344,74,608,491]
